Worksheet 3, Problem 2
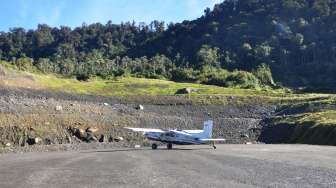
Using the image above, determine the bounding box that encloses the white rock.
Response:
[136,105,144,110]
[103,103,109,106]
[55,105,63,111]
[5,143,11,147]
[35,137,42,144]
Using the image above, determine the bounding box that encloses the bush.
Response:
[113,68,129,77]
[76,73,90,81]
[13,57,33,71]
[36,58,53,73]
[171,68,198,82]
[199,67,229,86]
[253,64,276,86]
[226,71,260,89]
[198,67,259,89]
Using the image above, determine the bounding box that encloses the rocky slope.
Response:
[0,86,276,150]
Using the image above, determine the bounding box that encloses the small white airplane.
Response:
[125,120,225,150]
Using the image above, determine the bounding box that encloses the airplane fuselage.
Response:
[125,120,224,149]
[144,130,206,145]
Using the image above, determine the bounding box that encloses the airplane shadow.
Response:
[81,147,214,154]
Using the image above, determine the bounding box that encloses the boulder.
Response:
[176,88,193,94]
[136,104,144,110]
[27,138,36,145]
[78,128,87,139]
[115,136,124,142]
[55,105,63,111]
[108,136,114,143]
[98,135,104,143]
[241,134,249,138]
[34,137,42,145]
[86,127,99,133]
[86,132,97,142]
[5,143,11,147]
[43,138,52,145]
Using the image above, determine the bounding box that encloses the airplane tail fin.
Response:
[202,120,213,139]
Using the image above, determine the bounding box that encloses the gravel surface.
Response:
[0,144,335,188]
[0,86,276,147]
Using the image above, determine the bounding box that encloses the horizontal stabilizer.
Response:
[200,138,226,142]
[124,127,165,133]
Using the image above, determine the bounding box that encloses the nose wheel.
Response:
[167,143,173,150]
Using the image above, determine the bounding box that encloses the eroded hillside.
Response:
[0,65,335,151]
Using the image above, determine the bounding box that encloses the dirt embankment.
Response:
[259,103,336,145]
[0,86,276,150]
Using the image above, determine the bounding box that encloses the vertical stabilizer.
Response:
[203,120,213,138]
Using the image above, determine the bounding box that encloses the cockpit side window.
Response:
[165,132,176,137]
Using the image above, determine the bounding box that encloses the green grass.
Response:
[270,109,336,145]
[0,62,334,105]
[1,63,332,104]
[36,75,290,96]
[35,74,336,105]
[276,110,336,126]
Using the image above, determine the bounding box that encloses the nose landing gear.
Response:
[167,143,173,150]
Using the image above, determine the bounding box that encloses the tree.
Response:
[253,64,276,86]
[36,58,53,73]
[197,45,221,68]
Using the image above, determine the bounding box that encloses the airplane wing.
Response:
[183,130,203,134]
[124,127,165,133]
[200,138,226,142]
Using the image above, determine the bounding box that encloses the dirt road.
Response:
[0,144,335,188]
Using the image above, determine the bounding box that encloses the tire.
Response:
[167,143,173,150]
[152,143,158,150]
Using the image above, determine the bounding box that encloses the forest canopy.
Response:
[1,0,335,91]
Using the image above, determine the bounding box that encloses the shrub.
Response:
[13,57,33,71]
[253,64,276,86]
[199,67,229,87]
[226,71,260,89]
[76,73,90,81]
[171,68,198,82]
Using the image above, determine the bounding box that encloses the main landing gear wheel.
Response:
[167,143,173,150]
[211,141,216,150]
[151,143,158,150]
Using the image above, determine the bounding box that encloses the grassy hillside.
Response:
[1,65,330,105]
[1,64,336,146]
[0,62,293,98]
[36,75,287,97]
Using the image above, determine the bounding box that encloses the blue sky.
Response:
[0,0,223,31]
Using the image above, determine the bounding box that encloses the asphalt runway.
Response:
[0,144,336,188]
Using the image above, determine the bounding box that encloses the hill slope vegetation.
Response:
[0,0,335,91]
